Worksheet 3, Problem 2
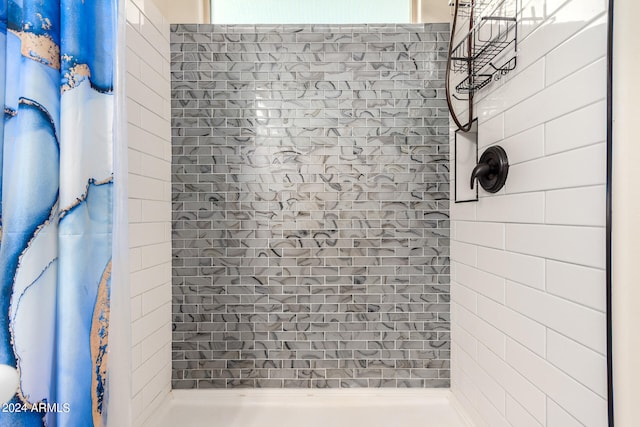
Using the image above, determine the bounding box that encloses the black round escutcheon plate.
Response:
[470,146,509,193]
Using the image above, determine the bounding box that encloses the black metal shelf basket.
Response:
[449,0,518,96]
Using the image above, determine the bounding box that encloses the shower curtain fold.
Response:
[0,1,116,426]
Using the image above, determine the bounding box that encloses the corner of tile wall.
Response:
[126,0,173,425]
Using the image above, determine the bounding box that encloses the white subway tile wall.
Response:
[450,0,608,426]
[170,23,452,388]
[126,0,173,425]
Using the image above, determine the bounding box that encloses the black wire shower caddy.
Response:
[445,0,519,132]
[450,0,517,97]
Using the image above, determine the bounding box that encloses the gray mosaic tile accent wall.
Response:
[170,23,450,389]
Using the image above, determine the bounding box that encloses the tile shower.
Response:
[170,23,451,389]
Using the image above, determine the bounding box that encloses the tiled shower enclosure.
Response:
[170,23,451,388]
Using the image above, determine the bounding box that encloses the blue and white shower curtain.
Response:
[0,0,116,426]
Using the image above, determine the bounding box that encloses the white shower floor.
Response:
[144,389,475,427]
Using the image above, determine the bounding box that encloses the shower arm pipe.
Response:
[446,0,475,132]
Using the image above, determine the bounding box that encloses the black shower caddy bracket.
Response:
[449,0,518,99]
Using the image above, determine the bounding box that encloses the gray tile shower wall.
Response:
[170,23,450,389]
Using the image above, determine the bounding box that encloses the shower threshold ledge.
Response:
[143,388,476,427]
